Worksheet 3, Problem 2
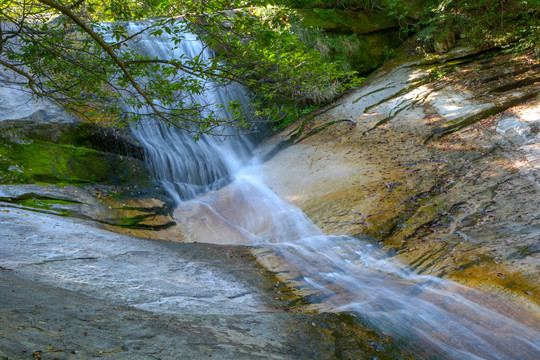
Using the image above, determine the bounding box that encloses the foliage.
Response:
[0,0,361,135]
[185,4,361,126]
[280,0,374,10]
[294,0,539,55]
[409,0,539,53]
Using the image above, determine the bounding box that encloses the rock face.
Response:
[0,80,178,230]
[0,64,423,359]
[1,42,539,357]
[258,47,540,311]
[0,76,67,122]
[293,8,402,74]
[0,73,149,185]
[297,9,398,35]
[0,116,148,186]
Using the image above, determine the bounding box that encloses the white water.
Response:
[120,22,259,202]
[126,24,540,359]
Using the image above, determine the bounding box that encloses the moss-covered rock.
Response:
[298,26,402,74]
[0,135,149,186]
[289,1,433,21]
[0,119,144,159]
[293,8,402,74]
[296,8,398,35]
[0,118,150,187]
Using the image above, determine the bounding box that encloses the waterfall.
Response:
[125,23,540,360]
[124,22,259,202]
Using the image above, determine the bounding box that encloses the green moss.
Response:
[289,7,402,76]
[0,135,150,187]
[9,196,80,216]
[117,214,150,227]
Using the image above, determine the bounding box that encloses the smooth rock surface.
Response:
[257,48,540,315]
[0,205,419,359]
[0,206,302,359]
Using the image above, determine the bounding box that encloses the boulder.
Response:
[0,109,148,187]
[434,29,456,54]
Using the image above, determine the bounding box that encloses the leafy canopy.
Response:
[0,0,360,135]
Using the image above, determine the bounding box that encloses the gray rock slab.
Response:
[0,270,297,359]
[0,206,307,359]
[0,185,111,223]
[0,73,72,123]
[497,116,532,144]
[0,185,98,204]
[0,205,271,315]
[327,64,427,121]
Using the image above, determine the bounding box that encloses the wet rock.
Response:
[0,205,417,359]
[0,184,174,229]
[259,48,540,309]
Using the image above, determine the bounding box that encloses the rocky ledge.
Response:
[258,47,540,313]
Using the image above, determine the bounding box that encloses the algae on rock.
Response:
[0,119,150,187]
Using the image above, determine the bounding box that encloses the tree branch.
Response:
[0,59,45,96]
[36,0,178,125]
[124,58,248,86]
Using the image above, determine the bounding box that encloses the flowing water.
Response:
[125,23,540,359]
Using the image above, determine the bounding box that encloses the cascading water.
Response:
[124,22,258,203]
[125,23,539,359]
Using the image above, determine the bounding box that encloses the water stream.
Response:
[127,23,539,360]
